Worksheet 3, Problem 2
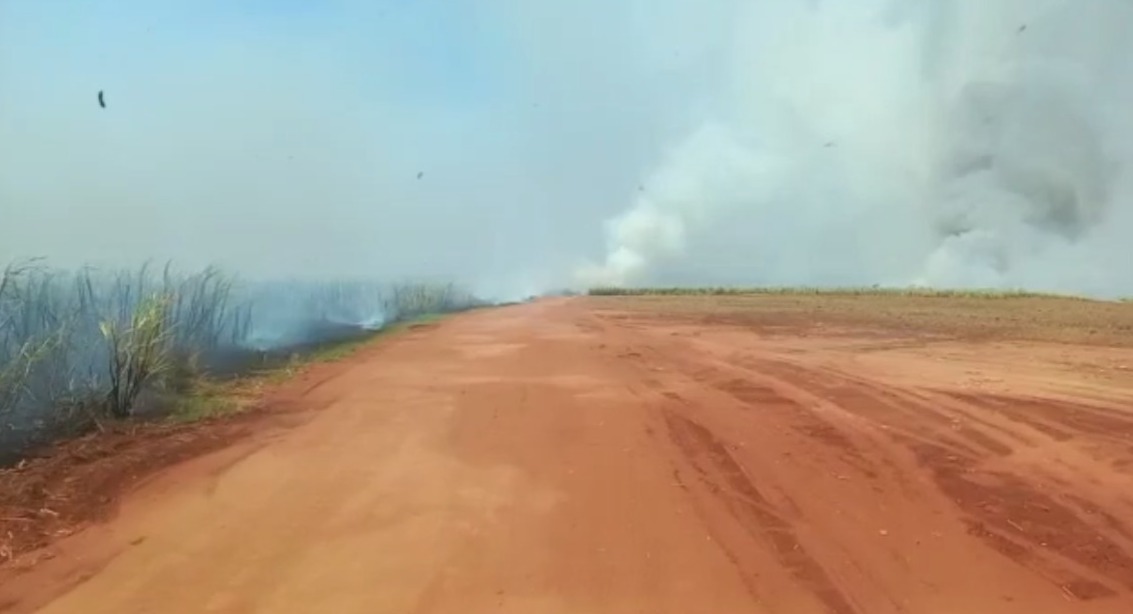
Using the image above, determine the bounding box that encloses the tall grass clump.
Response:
[0,261,64,421]
[0,262,252,455]
[0,260,484,461]
[99,294,175,418]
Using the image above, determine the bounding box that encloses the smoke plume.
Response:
[578,0,1133,296]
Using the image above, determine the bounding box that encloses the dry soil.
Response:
[2,295,1132,614]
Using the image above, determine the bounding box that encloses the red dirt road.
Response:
[5,298,1133,613]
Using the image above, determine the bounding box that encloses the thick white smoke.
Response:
[577,0,1133,296]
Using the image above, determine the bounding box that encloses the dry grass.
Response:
[587,285,1084,299]
[589,292,1133,347]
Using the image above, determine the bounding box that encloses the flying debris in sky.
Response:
[97,90,106,109]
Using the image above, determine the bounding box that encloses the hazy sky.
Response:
[3,1,1132,296]
[1,0,709,290]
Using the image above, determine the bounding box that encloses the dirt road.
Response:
[5,298,1133,613]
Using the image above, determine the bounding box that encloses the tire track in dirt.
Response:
[600,311,1133,607]
[661,407,860,614]
[613,337,895,487]
[612,342,931,612]
[740,358,1007,460]
[710,374,884,481]
[598,331,899,612]
[943,392,1133,445]
[902,437,1128,600]
[727,355,1133,600]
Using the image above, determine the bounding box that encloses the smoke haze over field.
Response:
[3,1,1132,297]
[576,0,1133,296]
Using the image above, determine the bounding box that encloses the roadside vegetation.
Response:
[0,260,483,463]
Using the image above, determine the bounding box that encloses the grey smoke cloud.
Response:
[2,1,1131,298]
[576,0,1133,296]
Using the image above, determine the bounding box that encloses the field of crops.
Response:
[587,285,1089,300]
[0,260,482,460]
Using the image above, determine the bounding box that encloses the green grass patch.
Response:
[167,380,240,423]
[306,334,377,363]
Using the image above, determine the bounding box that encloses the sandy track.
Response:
[5,298,1133,613]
